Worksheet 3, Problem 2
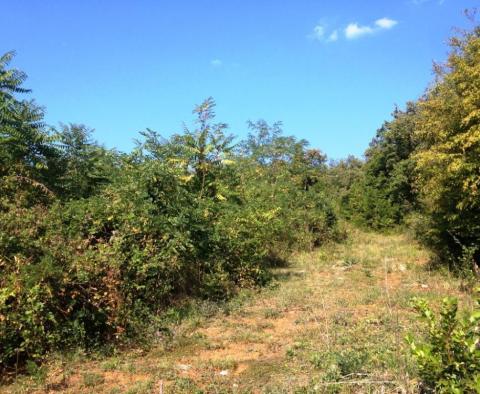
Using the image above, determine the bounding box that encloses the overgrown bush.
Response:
[0,53,338,373]
[413,26,480,272]
[406,294,480,393]
[340,104,418,229]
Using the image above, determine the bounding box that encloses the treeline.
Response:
[0,53,338,372]
[336,25,480,275]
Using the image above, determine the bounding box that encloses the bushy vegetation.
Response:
[340,24,480,273]
[0,53,338,372]
[407,294,480,392]
[340,104,418,229]
[413,25,480,273]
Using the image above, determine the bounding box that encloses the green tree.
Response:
[344,104,418,228]
[414,25,480,271]
[57,123,116,199]
[138,97,235,199]
[327,155,363,218]
[0,51,60,203]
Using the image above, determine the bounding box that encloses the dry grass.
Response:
[2,228,475,393]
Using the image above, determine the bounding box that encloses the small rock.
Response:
[421,284,428,289]
[398,264,406,272]
[177,364,191,371]
[219,369,229,376]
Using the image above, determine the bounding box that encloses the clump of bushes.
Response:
[0,54,338,373]
[406,294,480,392]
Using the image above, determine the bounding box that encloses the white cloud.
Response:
[210,59,223,67]
[310,17,397,43]
[344,17,398,39]
[327,30,339,42]
[375,17,397,29]
[345,23,374,39]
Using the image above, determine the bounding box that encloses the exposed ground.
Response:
[2,229,475,393]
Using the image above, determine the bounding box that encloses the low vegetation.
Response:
[407,293,480,392]
[3,229,477,393]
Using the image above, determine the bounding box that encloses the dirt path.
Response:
[4,229,473,393]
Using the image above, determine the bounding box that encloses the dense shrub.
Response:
[407,294,480,392]
[340,104,418,229]
[0,54,338,372]
[413,26,480,271]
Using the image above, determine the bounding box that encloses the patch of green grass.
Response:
[230,329,264,343]
[333,348,370,376]
[360,287,382,304]
[256,321,275,330]
[286,347,296,358]
[205,357,238,371]
[168,377,203,394]
[125,380,154,394]
[309,352,324,369]
[341,256,360,268]
[82,372,105,387]
[25,360,48,385]
[101,357,121,371]
[263,307,282,319]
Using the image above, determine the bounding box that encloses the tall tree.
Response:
[414,25,480,270]
[0,51,59,203]
[344,104,418,228]
[57,123,115,199]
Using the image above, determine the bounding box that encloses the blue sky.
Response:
[2,0,478,159]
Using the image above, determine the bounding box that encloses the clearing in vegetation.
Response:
[3,228,475,393]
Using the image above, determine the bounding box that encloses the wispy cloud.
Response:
[328,30,339,42]
[309,23,339,43]
[310,24,326,41]
[344,23,374,39]
[310,17,398,43]
[210,59,223,67]
[344,17,398,39]
[375,17,398,29]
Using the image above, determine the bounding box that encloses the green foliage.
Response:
[342,104,418,229]
[0,55,338,373]
[338,23,480,273]
[327,155,363,215]
[406,294,480,392]
[413,26,480,270]
[0,52,61,204]
[82,372,105,387]
[239,120,337,253]
[56,123,116,199]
